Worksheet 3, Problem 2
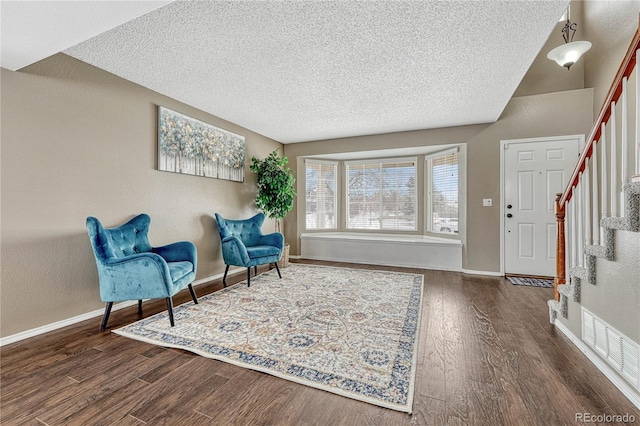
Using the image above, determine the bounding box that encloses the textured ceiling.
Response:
[60,1,569,144]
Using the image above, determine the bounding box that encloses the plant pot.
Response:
[278,243,290,268]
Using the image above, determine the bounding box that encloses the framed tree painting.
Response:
[158,106,245,182]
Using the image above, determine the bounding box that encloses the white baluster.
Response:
[591,143,599,245]
[570,195,577,268]
[565,198,572,272]
[601,122,608,244]
[636,49,640,176]
[584,163,591,246]
[577,175,584,267]
[621,76,628,216]
[611,101,618,217]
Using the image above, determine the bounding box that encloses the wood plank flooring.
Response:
[2,260,639,425]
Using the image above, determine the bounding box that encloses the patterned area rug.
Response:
[114,263,424,413]
[507,276,554,288]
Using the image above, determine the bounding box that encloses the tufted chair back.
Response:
[86,213,199,331]
[214,212,284,288]
[215,213,267,248]
[87,214,153,261]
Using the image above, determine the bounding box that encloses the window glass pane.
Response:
[305,161,337,229]
[428,152,458,234]
[346,159,416,230]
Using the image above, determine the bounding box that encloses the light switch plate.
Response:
[483,199,492,207]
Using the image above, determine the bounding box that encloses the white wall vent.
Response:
[582,307,640,390]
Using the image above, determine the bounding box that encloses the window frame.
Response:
[345,157,418,232]
[425,147,460,236]
[304,159,338,231]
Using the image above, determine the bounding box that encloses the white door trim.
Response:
[499,134,585,276]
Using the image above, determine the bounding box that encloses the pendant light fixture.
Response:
[547,6,591,70]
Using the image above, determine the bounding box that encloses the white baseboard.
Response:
[0,300,138,347]
[461,268,502,277]
[0,267,246,347]
[554,319,640,410]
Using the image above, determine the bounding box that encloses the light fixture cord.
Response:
[561,5,576,44]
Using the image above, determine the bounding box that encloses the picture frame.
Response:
[157,106,245,182]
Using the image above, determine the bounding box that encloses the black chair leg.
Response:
[247,267,251,287]
[274,261,282,279]
[188,284,198,304]
[166,297,175,327]
[222,265,230,287]
[254,265,258,275]
[100,302,113,332]
[138,300,143,315]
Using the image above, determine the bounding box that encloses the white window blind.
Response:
[427,150,459,234]
[346,158,416,230]
[305,160,337,229]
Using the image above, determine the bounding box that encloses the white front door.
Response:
[503,137,580,277]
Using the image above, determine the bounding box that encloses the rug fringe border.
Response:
[407,273,424,414]
[113,327,414,413]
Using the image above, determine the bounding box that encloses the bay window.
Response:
[346,158,417,231]
[305,159,337,229]
[426,148,459,234]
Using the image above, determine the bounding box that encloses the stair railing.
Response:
[554,25,640,301]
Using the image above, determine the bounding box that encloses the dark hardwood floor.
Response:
[2,260,638,425]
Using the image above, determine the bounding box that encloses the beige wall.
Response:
[562,231,640,343]
[515,1,639,111]
[514,0,585,97]
[1,54,281,337]
[583,1,640,118]
[285,88,593,272]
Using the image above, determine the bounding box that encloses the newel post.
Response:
[554,193,566,302]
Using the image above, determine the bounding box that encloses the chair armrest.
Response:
[221,236,251,266]
[257,232,284,251]
[98,253,173,301]
[153,241,197,273]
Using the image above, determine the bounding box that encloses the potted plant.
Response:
[250,150,296,267]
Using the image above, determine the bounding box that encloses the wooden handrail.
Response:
[560,26,640,207]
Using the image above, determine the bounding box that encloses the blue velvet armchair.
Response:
[215,213,284,287]
[86,214,198,331]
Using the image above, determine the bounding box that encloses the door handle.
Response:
[506,213,513,218]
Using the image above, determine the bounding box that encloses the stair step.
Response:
[601,216,635,231]
[570,266,587,279]
[547,299,559,323]
[601,182,639,232]
[558,281,580,303]
[547,297,568,323]
[550,182,638,324]
[570,263,596,285]
[585,244,607,259]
